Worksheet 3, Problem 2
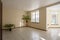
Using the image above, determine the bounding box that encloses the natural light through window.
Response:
[31,31,46,40]
[19,20,24,27]
[58,33,60,36]
[31,10,39,23]
[47,4,60,25]
[51,14,57,24]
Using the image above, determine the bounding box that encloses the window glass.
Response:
[31,10,39,23]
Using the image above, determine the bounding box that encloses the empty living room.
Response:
[0,0,60,40]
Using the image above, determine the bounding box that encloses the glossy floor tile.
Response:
[2,27,60,40]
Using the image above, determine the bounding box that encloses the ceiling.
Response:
[1,0,60,11]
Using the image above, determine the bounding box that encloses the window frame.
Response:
[31,10,40,23]
[51,14,58,25]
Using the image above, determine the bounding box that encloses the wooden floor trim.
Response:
[27,26,47,31]
[2,26,47,31]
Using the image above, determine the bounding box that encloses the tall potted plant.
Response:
[22,15,30,27]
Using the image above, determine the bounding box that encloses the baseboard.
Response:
[2,26,25,30]
[2,26,47,31]
[49,27,60,28]
[27,26,47,31]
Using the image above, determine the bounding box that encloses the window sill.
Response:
[31,22,39,24]
[51,24,58,25]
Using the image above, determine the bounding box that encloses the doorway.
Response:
[46,4,60,29]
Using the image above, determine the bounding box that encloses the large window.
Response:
[47,4,60,25]
[31,10,39,23]
[51,14,57,24]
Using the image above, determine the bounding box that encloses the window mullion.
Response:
[35,11,36,22]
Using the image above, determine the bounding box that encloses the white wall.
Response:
[2,7,26,29]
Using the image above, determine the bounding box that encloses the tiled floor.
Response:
[2,27,60,40]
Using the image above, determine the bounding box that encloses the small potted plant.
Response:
[22,14,30,27]
[4,24,15,31]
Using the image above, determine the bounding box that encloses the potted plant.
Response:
[4,24,15,31]
[22,15,30,27]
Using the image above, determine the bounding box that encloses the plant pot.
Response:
[9,28,12,31]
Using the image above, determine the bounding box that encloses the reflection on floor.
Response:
[2,27,60,40]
